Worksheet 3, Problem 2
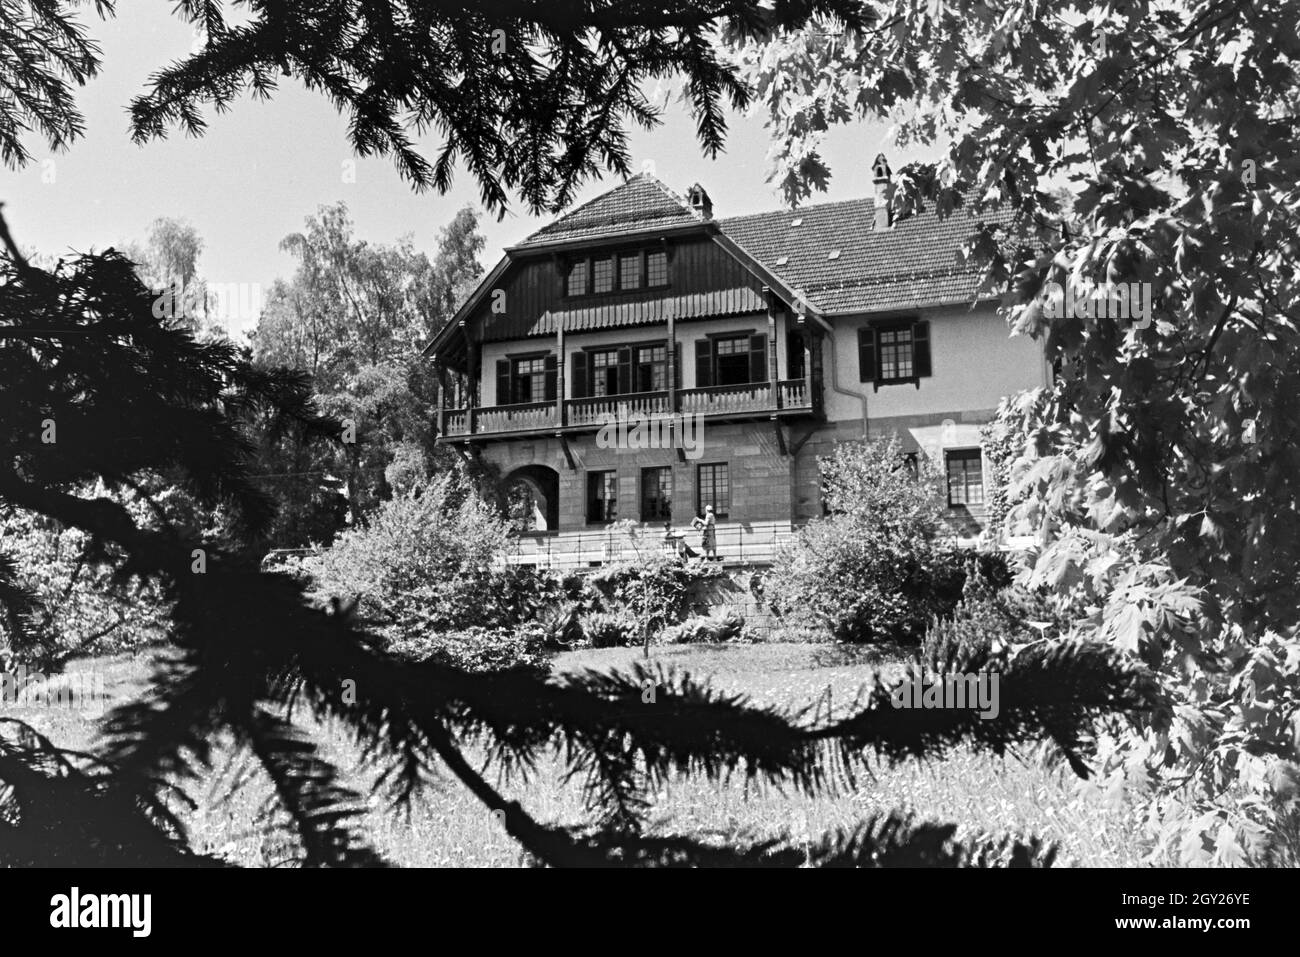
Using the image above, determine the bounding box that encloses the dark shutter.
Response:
[544,354,558,401]
[616,347,632,395]
[695,338,712,387]
[495,359,511,404]
[749,334,767,384]
[571,351,588,398]
[913,321,931,378]
[674,343,682,390]
[857,327,876,383]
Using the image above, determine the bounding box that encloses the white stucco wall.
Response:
[820,301,1048,426]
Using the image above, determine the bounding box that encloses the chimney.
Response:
[687,183,713,220]
[872,153,892,230]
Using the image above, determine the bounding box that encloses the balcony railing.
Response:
[442,376,817,438]
[568,391,670,427]
[679,382,771,415]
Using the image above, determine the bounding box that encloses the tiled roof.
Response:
[718,195,1015,315]
[516,173,705,247]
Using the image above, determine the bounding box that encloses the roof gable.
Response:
[515,173,704,248]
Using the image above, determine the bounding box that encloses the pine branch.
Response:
[123,0,869,213]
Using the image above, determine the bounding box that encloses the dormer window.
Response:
[563,247,669,298]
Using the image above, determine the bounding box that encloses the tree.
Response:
[729,0,1300,864]
[125,217,213,337]
[250,201,484,536]
[0,1,106,169]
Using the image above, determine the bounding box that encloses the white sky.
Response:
[0,4,936,336]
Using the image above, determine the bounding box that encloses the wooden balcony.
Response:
[441,377,817,439]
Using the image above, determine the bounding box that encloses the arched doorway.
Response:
[505,465,560,533]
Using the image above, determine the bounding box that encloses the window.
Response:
[646,250,668,286]
[587,471,618,523]
[619,253,641,290]
[641,467,672,521]
[574,343,670,398]
[858,320,931,385]
[879,326,914,380]
[495,354,557,405]
[565,248,667,297]
[567,260,588,297]
[635,345,666,392]
[589,349,620,397]
[697,463,730,519]
[592,257,614,294]
[696,333,766,388]
[946,449,984,507]
[512,356,547,403]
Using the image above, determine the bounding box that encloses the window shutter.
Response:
[857,327,876,382]
[674,343,682,390]
[544,354,557,401]
[495,359,511,404]
[571,351,588,398]
[749,334,767,384]
[694,338,712,388]
[616,347,632,395]
[913,321,931,378]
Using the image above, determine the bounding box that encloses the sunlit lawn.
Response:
[20,644,1150,867]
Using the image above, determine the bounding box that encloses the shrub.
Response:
[922,582,1066,667]
[0,478,190,669]
[661,610,746,644]
[387,624,549,673]
[767,435,1014,644]
[579,610,640,648]
[304,467,565,670]
[307,467,557,635]
[588,549,711,646]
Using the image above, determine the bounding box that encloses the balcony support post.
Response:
[666,306,677,414]
[666,305,678,453]
[556,316,566,428]
[432,353,447,437]
[764,287,781,410]
[463,321,480,435]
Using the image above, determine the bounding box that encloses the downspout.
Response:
[803,306,870,439]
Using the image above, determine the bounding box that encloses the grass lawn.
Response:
[12,643,1150,867]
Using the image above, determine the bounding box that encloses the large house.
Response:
[423,156,1048,566]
